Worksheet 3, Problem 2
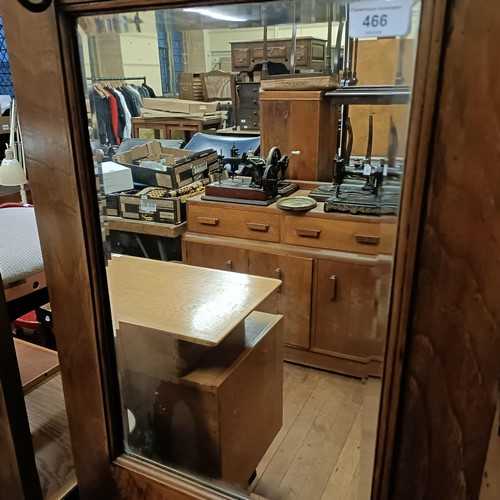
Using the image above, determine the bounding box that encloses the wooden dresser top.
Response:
[106,255,280,346]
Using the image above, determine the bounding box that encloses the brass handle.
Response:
[198,217,219,226]
[330,275,337,301]
[275,267,282,293]
[247,222,269,232]
[225,260,233,271]
[355,234,380,246]
[296,228,321,238]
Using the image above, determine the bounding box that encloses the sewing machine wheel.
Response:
[267,147,282,167]
[262,163,279,198]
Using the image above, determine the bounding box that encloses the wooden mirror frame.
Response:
[1,0,499,498]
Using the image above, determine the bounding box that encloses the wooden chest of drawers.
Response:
[236,82,261,131]
[183,192,397,378]
[230,37,326,73]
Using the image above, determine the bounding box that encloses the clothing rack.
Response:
[87,76,147,85]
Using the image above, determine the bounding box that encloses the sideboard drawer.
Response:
[188,205,281,242]
[282,216,397,255]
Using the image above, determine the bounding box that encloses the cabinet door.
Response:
[184,241,248,273]
[249,252,313,349]
[313,259,388,362]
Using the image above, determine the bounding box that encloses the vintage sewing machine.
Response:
[310,115,402,215]
[202,146,300,205]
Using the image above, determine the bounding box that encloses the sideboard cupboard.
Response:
[2,1,499,500]
[183,193,395,378]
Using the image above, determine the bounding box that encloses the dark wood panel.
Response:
[388,0,500,498]
[0,3,115,497]
[0,285,42,499]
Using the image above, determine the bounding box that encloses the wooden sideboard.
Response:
[230,37,326,73]
[183,192,396,378]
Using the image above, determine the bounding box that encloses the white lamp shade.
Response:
[0,156,28,186]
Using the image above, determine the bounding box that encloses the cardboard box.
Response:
[143,98,217,115]
[105,189,137,217]
[119,188,186,225]
[114,141,219,190]
[0,116,10,134]
[101,161,134,194]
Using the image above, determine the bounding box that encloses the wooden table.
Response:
[14,339,59,393]
[106,255,283,483]
[132,116,223,141]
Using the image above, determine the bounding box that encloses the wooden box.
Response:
[119,188,186,225]
[260,90,338,181]
[178,73,204,101]
[143,98,217,115]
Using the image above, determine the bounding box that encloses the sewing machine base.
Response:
[324,191,400,216]
[203,178,299,204]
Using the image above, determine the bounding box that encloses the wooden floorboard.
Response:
[253,363,381,500]
[24,373,75,499]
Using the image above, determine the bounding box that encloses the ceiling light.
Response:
[183,8,247,23]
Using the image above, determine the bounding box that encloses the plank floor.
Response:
[251,363,381,500]
[24,373,76,499]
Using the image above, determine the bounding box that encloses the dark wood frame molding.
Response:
[0,284,43,500]
[3,0,498,499]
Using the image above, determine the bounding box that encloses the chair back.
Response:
[185,133,260,159]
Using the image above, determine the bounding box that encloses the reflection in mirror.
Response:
[79,0,421,497]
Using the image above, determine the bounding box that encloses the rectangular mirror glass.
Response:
[77,0,421,497]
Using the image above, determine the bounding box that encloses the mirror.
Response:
[77,0,421,497]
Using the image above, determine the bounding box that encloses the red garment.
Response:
[104,90,120,145]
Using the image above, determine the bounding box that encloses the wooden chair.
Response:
[200,70,232,102]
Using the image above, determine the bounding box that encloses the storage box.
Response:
[143,98,217,115]
[105,189,137,217]
[115,142,219,190]
[119,187,184,225]
[0,116,10,134]
[101,161,134,194]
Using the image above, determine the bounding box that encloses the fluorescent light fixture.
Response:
[183,7,247,22]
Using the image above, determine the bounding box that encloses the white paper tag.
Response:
[2,124,8,131]
[140,200,157,213]
[349,0,412,39]
[363,164,372,176]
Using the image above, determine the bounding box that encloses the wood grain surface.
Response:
[24,374,76,499]
[0,2,115,496]
[107,255,280,345]
[14,339,59,394]
[108,217,187,238]
[0,284,42,499]
[388,0,500,498]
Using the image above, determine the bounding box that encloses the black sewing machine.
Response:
[310,115,402,215]
[202,146,300,205]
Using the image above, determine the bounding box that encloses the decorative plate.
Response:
[277,196,317,212]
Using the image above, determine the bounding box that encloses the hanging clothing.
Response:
[104,89,120,145]
[142,83,156,98]
[120,86,140,117]
[89,88,115,145]
[108,88,127,142]
[127,85,144,111]
[114,89,132,139]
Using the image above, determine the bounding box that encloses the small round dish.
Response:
[277,196,317,212]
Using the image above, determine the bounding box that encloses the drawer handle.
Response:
[330,275,337,301]
[275,267,282,293]
[198,217,219,226]
[296,228,321,238]
[225,260,233,271]
[355,234,380,246]
[247,222,269,232]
